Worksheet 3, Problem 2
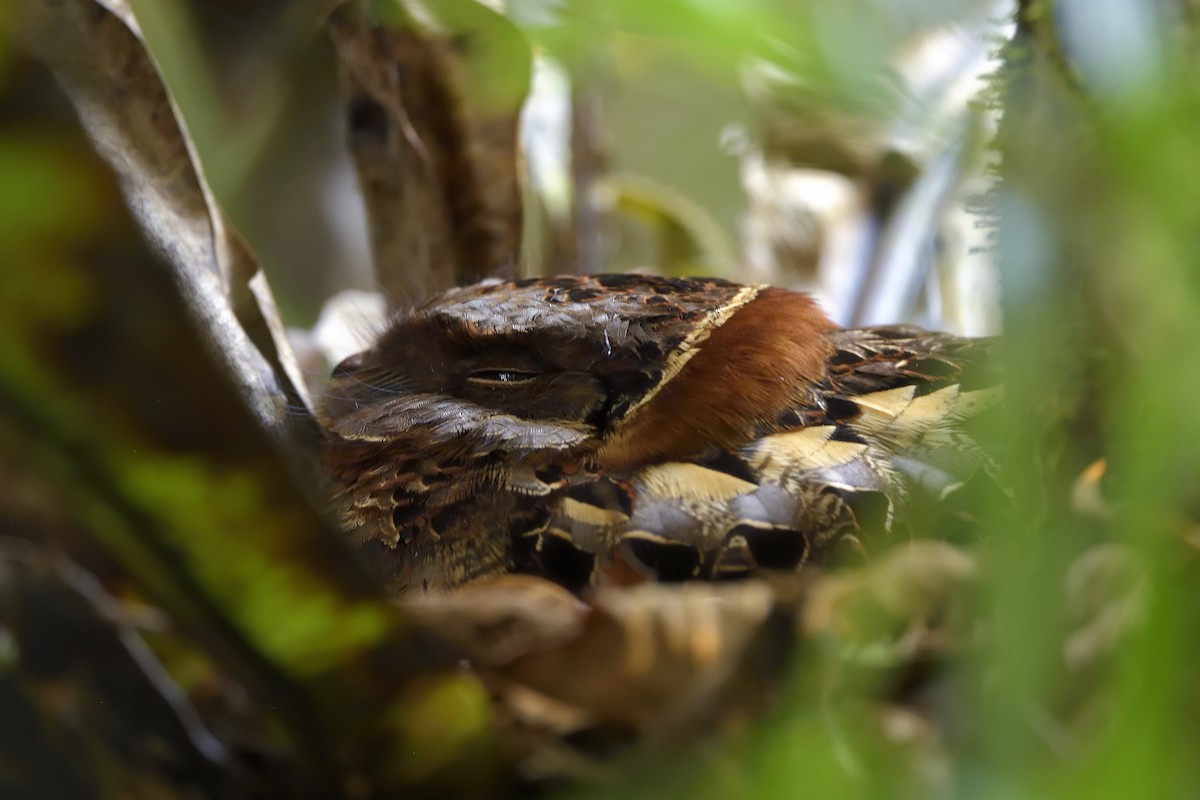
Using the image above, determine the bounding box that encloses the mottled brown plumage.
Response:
[320,274,999,593]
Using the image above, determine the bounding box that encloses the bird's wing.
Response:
[526,328,1002,586]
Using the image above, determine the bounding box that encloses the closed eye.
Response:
[466,369,541,386]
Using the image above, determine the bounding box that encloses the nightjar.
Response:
[320,274,1000,593]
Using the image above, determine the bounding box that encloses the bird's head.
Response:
[322,274,835,471]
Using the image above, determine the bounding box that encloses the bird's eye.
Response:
[466,369,540,386]
[331,352,369,378]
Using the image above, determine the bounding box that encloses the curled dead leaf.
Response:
[18,0,316,462]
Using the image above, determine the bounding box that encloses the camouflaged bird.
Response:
[321,274,1000,593]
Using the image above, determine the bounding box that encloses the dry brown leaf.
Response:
[18,0,316,461]
[406,574,799,778]
[327,0,530,307]
[404,541,980,778]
